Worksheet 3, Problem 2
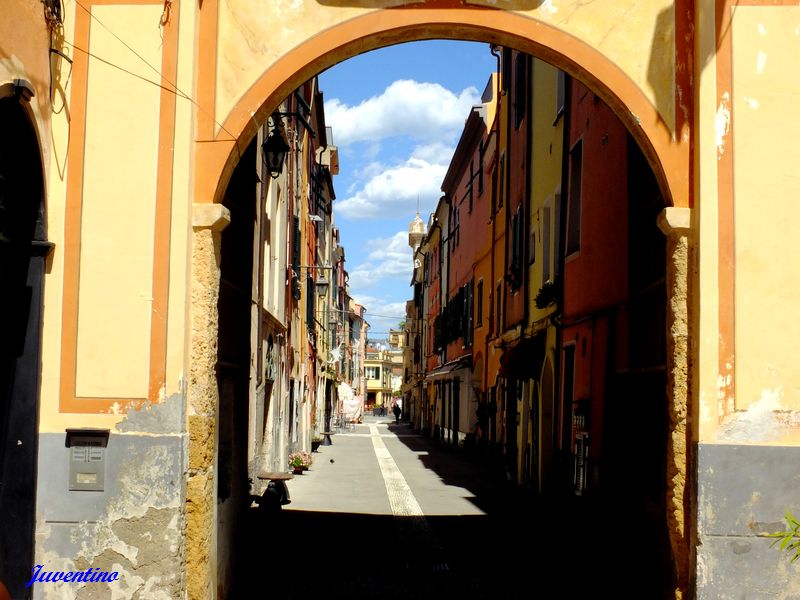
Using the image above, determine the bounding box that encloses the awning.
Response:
[498,333,545,379]
[425,355,472,381]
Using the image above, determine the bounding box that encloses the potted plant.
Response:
[288,451,313,474]
[311,436,323,453]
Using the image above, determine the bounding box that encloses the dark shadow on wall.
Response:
[646,4,677,138]
[216,140,258,600]
[0,96,48,600]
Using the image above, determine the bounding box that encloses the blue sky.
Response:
[318,41,497,340]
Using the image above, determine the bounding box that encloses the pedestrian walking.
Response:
[392,402,401,424]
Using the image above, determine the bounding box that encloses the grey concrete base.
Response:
[33,432,185,599]
[697,443,800,598]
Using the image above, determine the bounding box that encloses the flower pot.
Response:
[311,440,322,453]
[292,467,303,475]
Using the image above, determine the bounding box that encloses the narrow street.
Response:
[241,416,669,600]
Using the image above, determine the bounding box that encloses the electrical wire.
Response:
[70,0,239,145]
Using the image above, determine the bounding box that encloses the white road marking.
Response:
[369,425,448,571]
[369,424,425,518]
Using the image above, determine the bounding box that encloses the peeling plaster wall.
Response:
[33,430,185,600]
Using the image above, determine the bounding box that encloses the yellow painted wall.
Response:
[166,0,199,400]
[729,7,800,437]
[695,0,722,441]
[38,2,197,432]
[693,4,800,446]
[527,59,563,329]
[75,5,161,399]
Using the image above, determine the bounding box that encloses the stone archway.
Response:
[194,4,689,212]
[187,3,693,599]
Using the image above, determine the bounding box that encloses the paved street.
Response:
[241,416,670,599]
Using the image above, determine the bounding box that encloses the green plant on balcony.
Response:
[535,279,559,309]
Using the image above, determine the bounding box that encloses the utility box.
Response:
[65,429,110,492]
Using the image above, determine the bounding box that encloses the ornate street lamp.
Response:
[316,276,329,298]
[262,125,289,178]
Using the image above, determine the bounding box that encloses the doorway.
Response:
[0,96,49,599]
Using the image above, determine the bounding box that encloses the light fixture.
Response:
[262,125,289,178]
[316,277,329,297]
[308,215,323,222]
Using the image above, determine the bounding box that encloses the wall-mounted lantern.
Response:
[316,276,329,298]
[262,126,289,178]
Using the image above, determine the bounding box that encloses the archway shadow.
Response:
[239,504,671,599]
[380,421,674,597]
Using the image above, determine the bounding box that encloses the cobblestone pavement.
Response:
[240,417,672,599]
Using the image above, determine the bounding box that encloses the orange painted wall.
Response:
[563,81,628,321]
[445,112,491,362]
[473,125,498,392]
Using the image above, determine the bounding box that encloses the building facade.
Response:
[3,1,800,598]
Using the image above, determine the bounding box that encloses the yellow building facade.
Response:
[524,58,564,495]
[3,0,800,598]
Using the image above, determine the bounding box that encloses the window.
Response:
[560,345,576,454]
[306,275,315,331]
[490,168,497,217]
[478,146,484,195]
[498,153,505,209]
[476,279,484,326]
[292,215,301,271]
[510,205,523,285]
[528,210,536,265]
[555,70,566,122]
[451,206,460,249]
[514,53,527,129]
[502,47,512,93]
[366,366,380,380]
[566,141,583,256]
[542,204,552,283]
[464,279,474,347]
[496,281,503,332]
[468,160,475,213]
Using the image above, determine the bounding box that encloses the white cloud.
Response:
[348,294,409,336]
[325,80,481,147]
[411,141,456,164]
[349,231,413,284]
[354,161,386,181]
[336,153,451,219]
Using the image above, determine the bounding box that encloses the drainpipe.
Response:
[555,73,573,493]
[522,54,533,335]
[488,44,502,449]
[485,47,502,448]
[503,54,512,339]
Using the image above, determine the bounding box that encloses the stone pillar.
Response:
[186,204,230,600]
[657,206,692,599]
